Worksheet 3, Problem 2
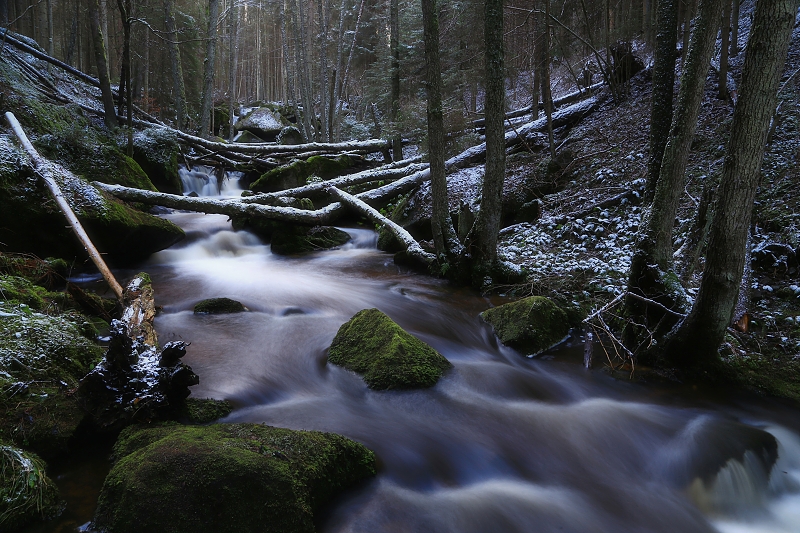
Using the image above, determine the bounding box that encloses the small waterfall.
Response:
[178,165,244,197]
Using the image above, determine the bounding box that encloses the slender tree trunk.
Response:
[296,0,316,140]
[164,0,186,129]
[88,0,118,129]
[389,0,402,160]
[228,0,240,141]
[143,25,150,113]
[543,0,555,158]
[646,0,678,199]
[200,0,220,138]
[473,0,505,274]
[117,0,133,155]
[625,0,724,351]
[666,0,800,367]
[718,0,731,99]
[319,0,331,141]
[730,0,739,55]
[682,0,694,60]
[334,0,366,141]
[279,0,299,133]
[421,0,454,258]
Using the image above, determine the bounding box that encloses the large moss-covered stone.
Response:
[131,127,182,194]
[93,423,376,533]
[481,296,569,355]
[271,225,351,255]
[0,297,104,457]
[0,135,184,264]
[249,155,355,193]
[0,444,63,532]
[328,308,452,389]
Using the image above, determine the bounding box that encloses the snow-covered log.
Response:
[92,182,344,223]
[327,186,435,265]
[473,82,604,127]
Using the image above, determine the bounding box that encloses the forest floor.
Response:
[490,11,800,399]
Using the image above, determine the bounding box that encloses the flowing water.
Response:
[37,169,800,532]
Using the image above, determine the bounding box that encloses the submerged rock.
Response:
[271,225,351,255]
[93,423,376,533]
[0,445,63,532]
[481,296,569,356]
[328,308,452,389]
[193,297,246,314]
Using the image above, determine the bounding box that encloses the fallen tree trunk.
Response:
[473,82,604,127]
[5,111,125,303]
[327,186,435,265]
[93,181,345,223]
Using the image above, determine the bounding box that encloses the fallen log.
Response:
[77,273,199,429]
[5,111,125,303]
[327,186,435,265]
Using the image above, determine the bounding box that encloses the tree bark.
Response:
[625,0,724,352]
[421,0,456,259]
[473,0,505,273]
[542,0,555,158]
[718,0,731,99]
[646,0,678,199]
[666,0,800,367]
[164,0,186,129]
[389,0,402,161]
[730,0,739,56]
[199,0,220,138]
[228,0,240,141]
[88,0,117,129]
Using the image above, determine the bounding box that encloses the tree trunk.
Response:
[228,0,240,141]
[319,0,331,142]
[542,0,555,158]
[718,0,731,99]
[117,0,133,155]
[279,0,299,134]
[473,0,505,273]
[421,0,454,258]
[646,0,678,199]
[88,0,117,129]
[730,0,739,56]
[625,0,724,352]
[389,0,402,161]
[164,0,186,129]
[199,0,220,138]
[665,0,800,367]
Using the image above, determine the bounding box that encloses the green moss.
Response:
[0,275,49,309]
[250,156,354,193]
[193,298,246,314]
[271,226,351,255]
[481,296,570,355]
[0,445,63,532]
[179,398,234,424]
[0,301,104,455]
[94,423,376,533]
[328,308,452,389]
[131,128,182,194]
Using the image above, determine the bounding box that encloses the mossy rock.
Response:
[0,136,184,264]
[178,398,234,424]
[277,126,304,145]
[0,274,50,309]
[249,155,354,193]
[481,296,570,355]
[328,308,452,389]
[131,127,182,194]
[93,423,377,533]
[0,301,104,456]
[0,445,63,532]
[193,298,246,314]
[271,225,351,255]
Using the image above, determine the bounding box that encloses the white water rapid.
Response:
[138,207,800,533]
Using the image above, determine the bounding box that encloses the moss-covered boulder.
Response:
[0,444,63,532]
[93,423,376,533]
[481,296,570,355]
[250,155,355,193]
[328,308,452,389]
[0,298,104,457]
[277,125,304,145]
[0,135,184,264]
[193,297,246,314]
[131,127,182,194]
[178,398,233,424]
[271,225,351,255]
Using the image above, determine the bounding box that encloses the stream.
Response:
[36,170,800,532]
